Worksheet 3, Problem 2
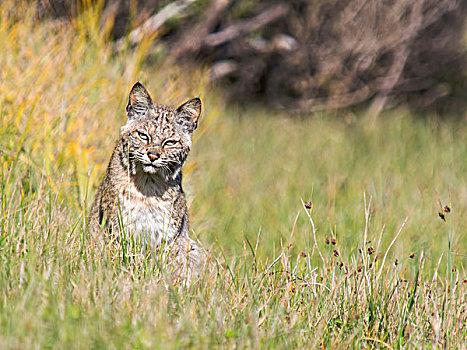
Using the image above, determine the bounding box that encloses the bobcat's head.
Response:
[119,82,201,180]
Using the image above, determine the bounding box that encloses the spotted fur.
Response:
[89,82,202,280]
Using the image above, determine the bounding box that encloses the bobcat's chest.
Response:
[117,177,179,246]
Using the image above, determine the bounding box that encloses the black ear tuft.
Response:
[175,97,202,133]
[126,82,154,121]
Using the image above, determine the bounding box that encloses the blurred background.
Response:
[1,0,466,269]
[38,0,467,115]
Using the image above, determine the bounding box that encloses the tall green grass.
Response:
[0,1,465,348]
[191,111,466,270]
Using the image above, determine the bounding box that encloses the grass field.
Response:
[0,2,466,348]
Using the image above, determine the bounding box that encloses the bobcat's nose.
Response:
[147,151,160,162]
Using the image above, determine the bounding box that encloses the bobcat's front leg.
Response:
[169,234,202,283]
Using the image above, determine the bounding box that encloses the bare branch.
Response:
[115,0,198,52]
[172,0,231,59]
[368,0,424,116]
[203,3,289,47]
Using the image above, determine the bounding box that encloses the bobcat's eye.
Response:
[163,140,178,147]
[137,131,149,141]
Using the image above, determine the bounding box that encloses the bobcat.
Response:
[89,82,202,279]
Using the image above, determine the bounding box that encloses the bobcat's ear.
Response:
[126,82,154,121]
[175,97,201,133]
